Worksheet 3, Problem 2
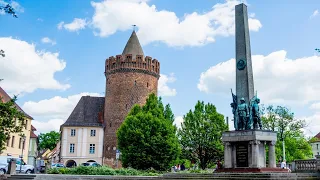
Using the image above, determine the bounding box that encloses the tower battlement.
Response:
[105,54,160,79]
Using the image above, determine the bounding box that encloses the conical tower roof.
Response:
[122,30,144,59]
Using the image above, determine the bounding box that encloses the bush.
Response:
[47,166,160,176]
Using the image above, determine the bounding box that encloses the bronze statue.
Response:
[231,89,238,130]
[237,97,249,130]
[251,97,262,129]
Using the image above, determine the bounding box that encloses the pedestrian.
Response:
[181,163,185,171]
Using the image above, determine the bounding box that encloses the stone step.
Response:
[7,175,36,180]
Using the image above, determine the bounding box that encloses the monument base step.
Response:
[215,168,290,173]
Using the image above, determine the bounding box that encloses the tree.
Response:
[0,0,18,17]
[117,93,180,170]
[262,105,312,162]
[164,104,175,124]
[0,0,18,58]
[0,96,25,153]
[38,131,60,150]
[177,101,228,170]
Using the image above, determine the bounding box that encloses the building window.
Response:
[91,130,96,137]
[110,122,112,127]
[89,144,95,154]
[11,136,15,148]
[22,140,25,150]
[147,82,149,87]
[19,138,22,149]
[69,144,75,153]
[318,152,319,155]
[25,120,28,129]
[134,80,137,86]
[71,129,76,136]
[6,137,10,147]
[317,144,319,150]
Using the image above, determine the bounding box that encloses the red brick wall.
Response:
[103,60,159,167]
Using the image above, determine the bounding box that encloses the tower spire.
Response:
[122,27,144,59]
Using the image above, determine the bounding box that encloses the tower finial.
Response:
[132,24,136,32]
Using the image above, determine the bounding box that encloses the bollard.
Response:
[7,158,16,175]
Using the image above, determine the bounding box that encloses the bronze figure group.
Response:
[231,89,262,130]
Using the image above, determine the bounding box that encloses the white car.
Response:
[0,163,8,175]
[0,156,34,174]
[14,158,35,174]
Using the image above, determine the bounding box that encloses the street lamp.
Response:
[20,135,26,173]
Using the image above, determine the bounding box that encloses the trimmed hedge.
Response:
[47,166,160,176]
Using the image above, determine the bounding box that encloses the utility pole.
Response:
[19,136,26,173]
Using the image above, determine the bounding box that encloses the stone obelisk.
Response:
[235,3,254,104]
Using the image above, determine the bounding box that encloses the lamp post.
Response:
[20,135,26,173]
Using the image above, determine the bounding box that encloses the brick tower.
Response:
[103,30,160,167]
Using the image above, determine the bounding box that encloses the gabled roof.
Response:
[314,132,320,139]
[30,131,38,138]
[122,30,144,59]
[0,86,33,119]
[61,96,104,127]
[31,125,37,131]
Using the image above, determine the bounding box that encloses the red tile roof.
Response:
[0,86,33,119]
[30,131,38,138]
[314,132,320,139]
[31,125,37,131]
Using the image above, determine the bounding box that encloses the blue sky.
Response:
[0,0,320,136]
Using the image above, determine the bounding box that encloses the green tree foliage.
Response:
[262,105,312,162]
[178,101,228,170]
[38,131,60,150]
[117,93,180,171]
[0,0,18,58]
[0,0,18,17]
[0,96,25,153]
[309,137,320,143]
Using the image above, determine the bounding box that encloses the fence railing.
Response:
[294,159,318,172]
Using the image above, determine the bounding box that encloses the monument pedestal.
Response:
[218,130,287,173]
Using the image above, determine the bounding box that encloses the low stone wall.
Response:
[30,173,320,180]
[34,174,160,180]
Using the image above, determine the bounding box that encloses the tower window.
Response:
[134,80,137,85]
[147,82,149,87]
[110,122,112,127]
[126,104,128,109]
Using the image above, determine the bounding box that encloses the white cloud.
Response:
[310,10,319,18]
[303,113,320,137]
[41,37,56,45]
[32,119,64,134]
[159,73,177,97]
[23,92,102,119]
[37,18,43,22]
[26,92,102,133]
[0,37,70,95]
[59,0,261,47]
[57,18,88,32]
[310,102,320,111]
[174,116,183,129]
[198,50,320,105]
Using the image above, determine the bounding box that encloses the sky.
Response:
[0,0,320,136]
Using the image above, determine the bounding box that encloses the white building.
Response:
[311,132,320,158]
[60,96,105,167]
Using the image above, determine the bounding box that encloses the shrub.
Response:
[47,166,160,176]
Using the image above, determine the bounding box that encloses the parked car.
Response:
[80,162,101,167]
[12,158,35,174]
[0,163,8,175]
[51,163,65,168]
